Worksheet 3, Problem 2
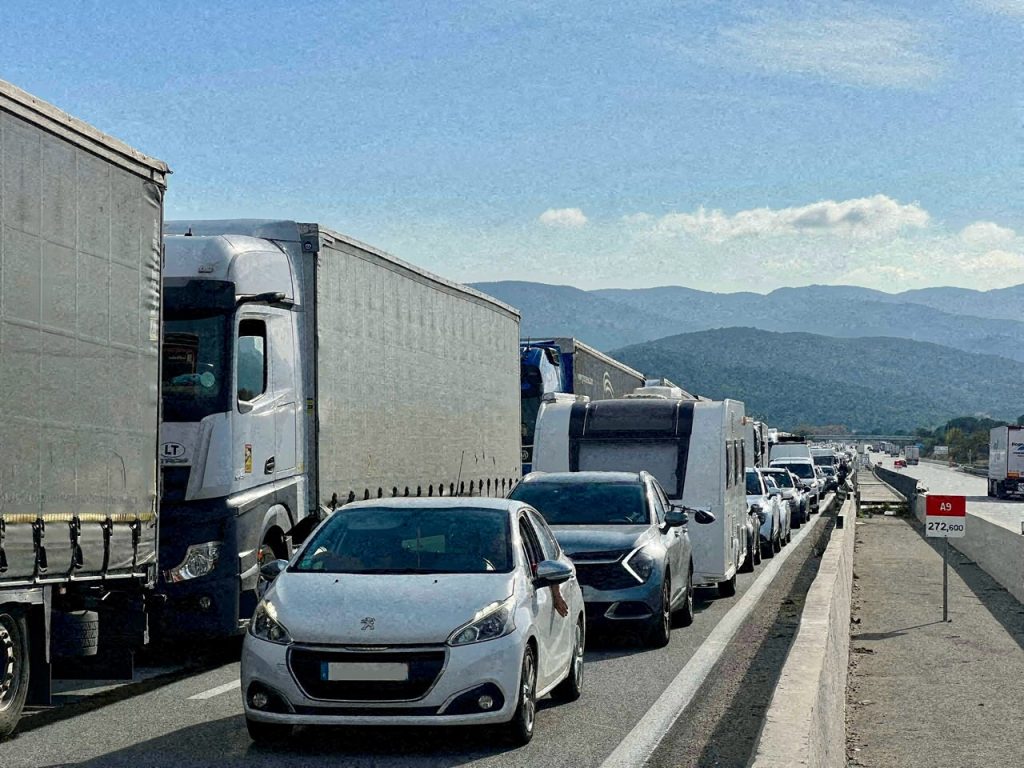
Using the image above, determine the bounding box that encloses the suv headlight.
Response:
[623,546,656,584]
[250,599,292,645]
[448,596,516,646]
[165,541,222,582]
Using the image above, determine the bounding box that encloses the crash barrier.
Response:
[872,466,920,506]
[750,498,855,768]
[913,495,1024,605]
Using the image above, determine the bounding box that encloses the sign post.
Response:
[925,495,966,621]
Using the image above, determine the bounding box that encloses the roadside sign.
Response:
[925,495,966,538]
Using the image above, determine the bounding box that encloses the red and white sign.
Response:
[925,495,966,538]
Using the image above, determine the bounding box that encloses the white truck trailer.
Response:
[532,395,750,596]
[988,426,1024,499]
[157,220,522,637]
[0,80,168,736]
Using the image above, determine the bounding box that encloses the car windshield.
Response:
[766,471,794,488]
[775,462,814,479]
[745,471,762,495]
[292,507,513,574]
[509,482,648,525]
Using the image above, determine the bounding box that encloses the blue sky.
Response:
[2,1,1022,291]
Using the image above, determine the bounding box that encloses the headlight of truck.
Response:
[448,596,516,646]
[165,541,222,582]
[623,546,656,584]
[250,599,292,645]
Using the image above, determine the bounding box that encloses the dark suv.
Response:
[509,471,712,647]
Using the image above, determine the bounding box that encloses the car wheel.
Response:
[508,646,538,745]
[718,573,737,597]
[552,618,584,702]
[645,575,672,648]
[0,610,30,739]
[752,535,762,566]
[673,566,695,627]
[761,536,774,559]
[739,533,755,573]
[245,716,293,745]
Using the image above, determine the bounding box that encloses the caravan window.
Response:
[725,442,733,488]
[576,441,681,497]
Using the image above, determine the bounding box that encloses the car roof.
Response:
[519,470,643,485]
[340,497,521,513]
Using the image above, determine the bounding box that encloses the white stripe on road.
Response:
[188,679,241,701]
[600,505,831,768]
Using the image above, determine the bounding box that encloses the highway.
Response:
[0,507,836,768]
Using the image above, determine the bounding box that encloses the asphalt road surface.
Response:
[1,506,837,768]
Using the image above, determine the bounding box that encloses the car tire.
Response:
[552,618,585,702]
[672,566,695,627]
[752,536,762,566]
[739,533,755,573]
[507,646,538,745]
[645,575,672,648]
[718,573,737,598]
[761,537,774,559]
[245,716,293,745]
[0,609,30,740]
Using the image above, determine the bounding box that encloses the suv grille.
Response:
[288,646,446,702]
[573,562,641,591]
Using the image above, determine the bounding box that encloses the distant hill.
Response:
[470,280,1024,362]
[610,328,1022,433]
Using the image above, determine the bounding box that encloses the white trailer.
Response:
[158,220,522,637]
[988,426,1024,499]
[533,396,750,596]
[0,80,168,737]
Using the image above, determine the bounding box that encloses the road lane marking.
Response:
[188,679,241,701]
[600,507,830,768]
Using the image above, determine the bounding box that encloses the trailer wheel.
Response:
[52,610,99,658]
[0,610,30,739]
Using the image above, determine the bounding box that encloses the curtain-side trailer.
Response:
[0,80,168,737]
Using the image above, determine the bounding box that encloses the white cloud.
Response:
[719,5,944,88]
[639,195,930,243]
[973,0,1024,18]
[538,207,588,228]
[960,221,1017,245]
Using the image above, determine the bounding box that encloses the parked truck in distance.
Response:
[520,337,644,473]
[988,426,1024,499]
[158,220,522,637]
[905,446,920,465]
[0,80,168,737]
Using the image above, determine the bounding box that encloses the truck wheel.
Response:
[52,610,99,658]
[987,481,995,498]
[0,610,30,739]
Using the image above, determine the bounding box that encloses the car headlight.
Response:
[164,541,222,582]
[448,596,516,646]
[750,503,767,523]
[250,599,293,645]
[623,546,656,584]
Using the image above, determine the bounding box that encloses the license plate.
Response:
[320,661,409,682]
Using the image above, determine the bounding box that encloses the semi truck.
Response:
[0,80,168,736]
[905,446,920,465]
[158,220,521,637]
[988,426,1024,499]
[532,394,751,596]
[520,337,644,473]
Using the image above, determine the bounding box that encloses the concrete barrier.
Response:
[750,499,855,768]
[872,465,919,505]
[913,495,1024,604]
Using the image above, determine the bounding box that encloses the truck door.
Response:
[234,315,277,492]
[267,311,298,480]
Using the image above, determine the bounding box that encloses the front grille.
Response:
[568,549,625,563]
[288,646,447,702]
[574,562,641,591]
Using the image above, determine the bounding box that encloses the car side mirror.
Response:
[259,558,288,583]
[665,508,688,527]
[690,507,716,525]
[768,487,781,496]
[534,559,573,588]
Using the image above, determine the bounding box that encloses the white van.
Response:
[533,395,750,596]
[769,440,813,463]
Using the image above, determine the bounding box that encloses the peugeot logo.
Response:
[360,617,375,631]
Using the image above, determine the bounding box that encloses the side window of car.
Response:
[519,518,543,575]
[648,481,666,525]
[654,482,672,520]
[526,510,560,560]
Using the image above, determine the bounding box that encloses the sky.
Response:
[2,0,1022,293]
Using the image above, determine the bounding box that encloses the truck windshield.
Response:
[162,312,231,422]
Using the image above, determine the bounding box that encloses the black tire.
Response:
[645,575,672,648]
[739,532,755,573]
[995,483,1006,500]
[761,537,775,559]
[245,716,293,745]
[987,481,995,498]
[672,566,695,628]
[52,610,99,658]
[752,536,762,566]
[507,646,538,745]
[0,610,30,740]
[551,618,584,702]
[718,573,737,598]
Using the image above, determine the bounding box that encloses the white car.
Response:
[746,468,787,556]
[241,498,585,746]
[770,458,821,511]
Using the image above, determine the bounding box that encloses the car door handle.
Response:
[264,457,276,474]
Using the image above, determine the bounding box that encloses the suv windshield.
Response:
[509,482,648,525]
[775,462,814,479]
[745,470,763,495]
[162,312,232,422]
[293,507,512,574]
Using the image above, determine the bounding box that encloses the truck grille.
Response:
[288,646,447,702]
[573,562,641,591]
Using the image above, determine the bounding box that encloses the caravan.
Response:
[532,396,750,596]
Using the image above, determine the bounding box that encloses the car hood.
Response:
[268,572,515,645]
[549,525,652,559]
